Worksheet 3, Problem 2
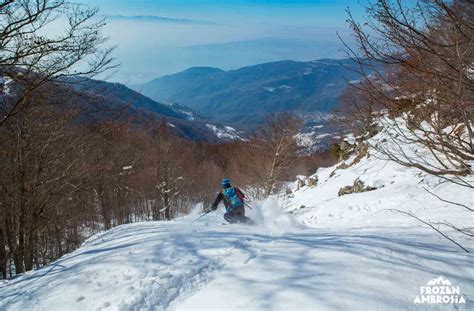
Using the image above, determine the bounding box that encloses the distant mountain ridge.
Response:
[104,15,216,25]
[70,78,190,120]
[132,59,370,126]
[0,75,241,143]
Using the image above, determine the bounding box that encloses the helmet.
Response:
[221,178,231,189]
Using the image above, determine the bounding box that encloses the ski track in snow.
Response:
[0,206,472,311]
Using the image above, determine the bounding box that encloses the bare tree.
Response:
[341,0,473,251]
[253,113,303,196]
[0,0,116,126]
[151,120,184,220]
[0,0,117,277]
[342,0,473,184]
[0,84,90,273]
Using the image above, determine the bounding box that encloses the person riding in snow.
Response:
[211,178,248,223]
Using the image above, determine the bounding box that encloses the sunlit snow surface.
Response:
[1,200,472,310]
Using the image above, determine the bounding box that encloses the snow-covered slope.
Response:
[285,125,473,232]
[0,128,472,311]
[205,124,245,141]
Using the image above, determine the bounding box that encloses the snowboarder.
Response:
[211,178,250,224]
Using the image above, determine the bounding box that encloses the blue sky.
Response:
[76,0,367,83]
[80,0,363,18]
[80,0,364,27]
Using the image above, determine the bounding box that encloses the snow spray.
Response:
[247,197,303,235]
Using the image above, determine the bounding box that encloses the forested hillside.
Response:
[132,59,373,126]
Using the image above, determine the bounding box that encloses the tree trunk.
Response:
[23,222,36,271]
[98,187,112,230]
[0,227,7,279]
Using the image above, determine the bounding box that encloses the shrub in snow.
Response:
[337,178,378,197]
[330,143,369,178]
[295,177,306,190]
[306,176,318,187]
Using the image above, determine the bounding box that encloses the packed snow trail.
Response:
[0,200,472,311]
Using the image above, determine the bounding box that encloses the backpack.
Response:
[223,187,243,211]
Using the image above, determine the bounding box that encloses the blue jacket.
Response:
[211,187,245,211]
